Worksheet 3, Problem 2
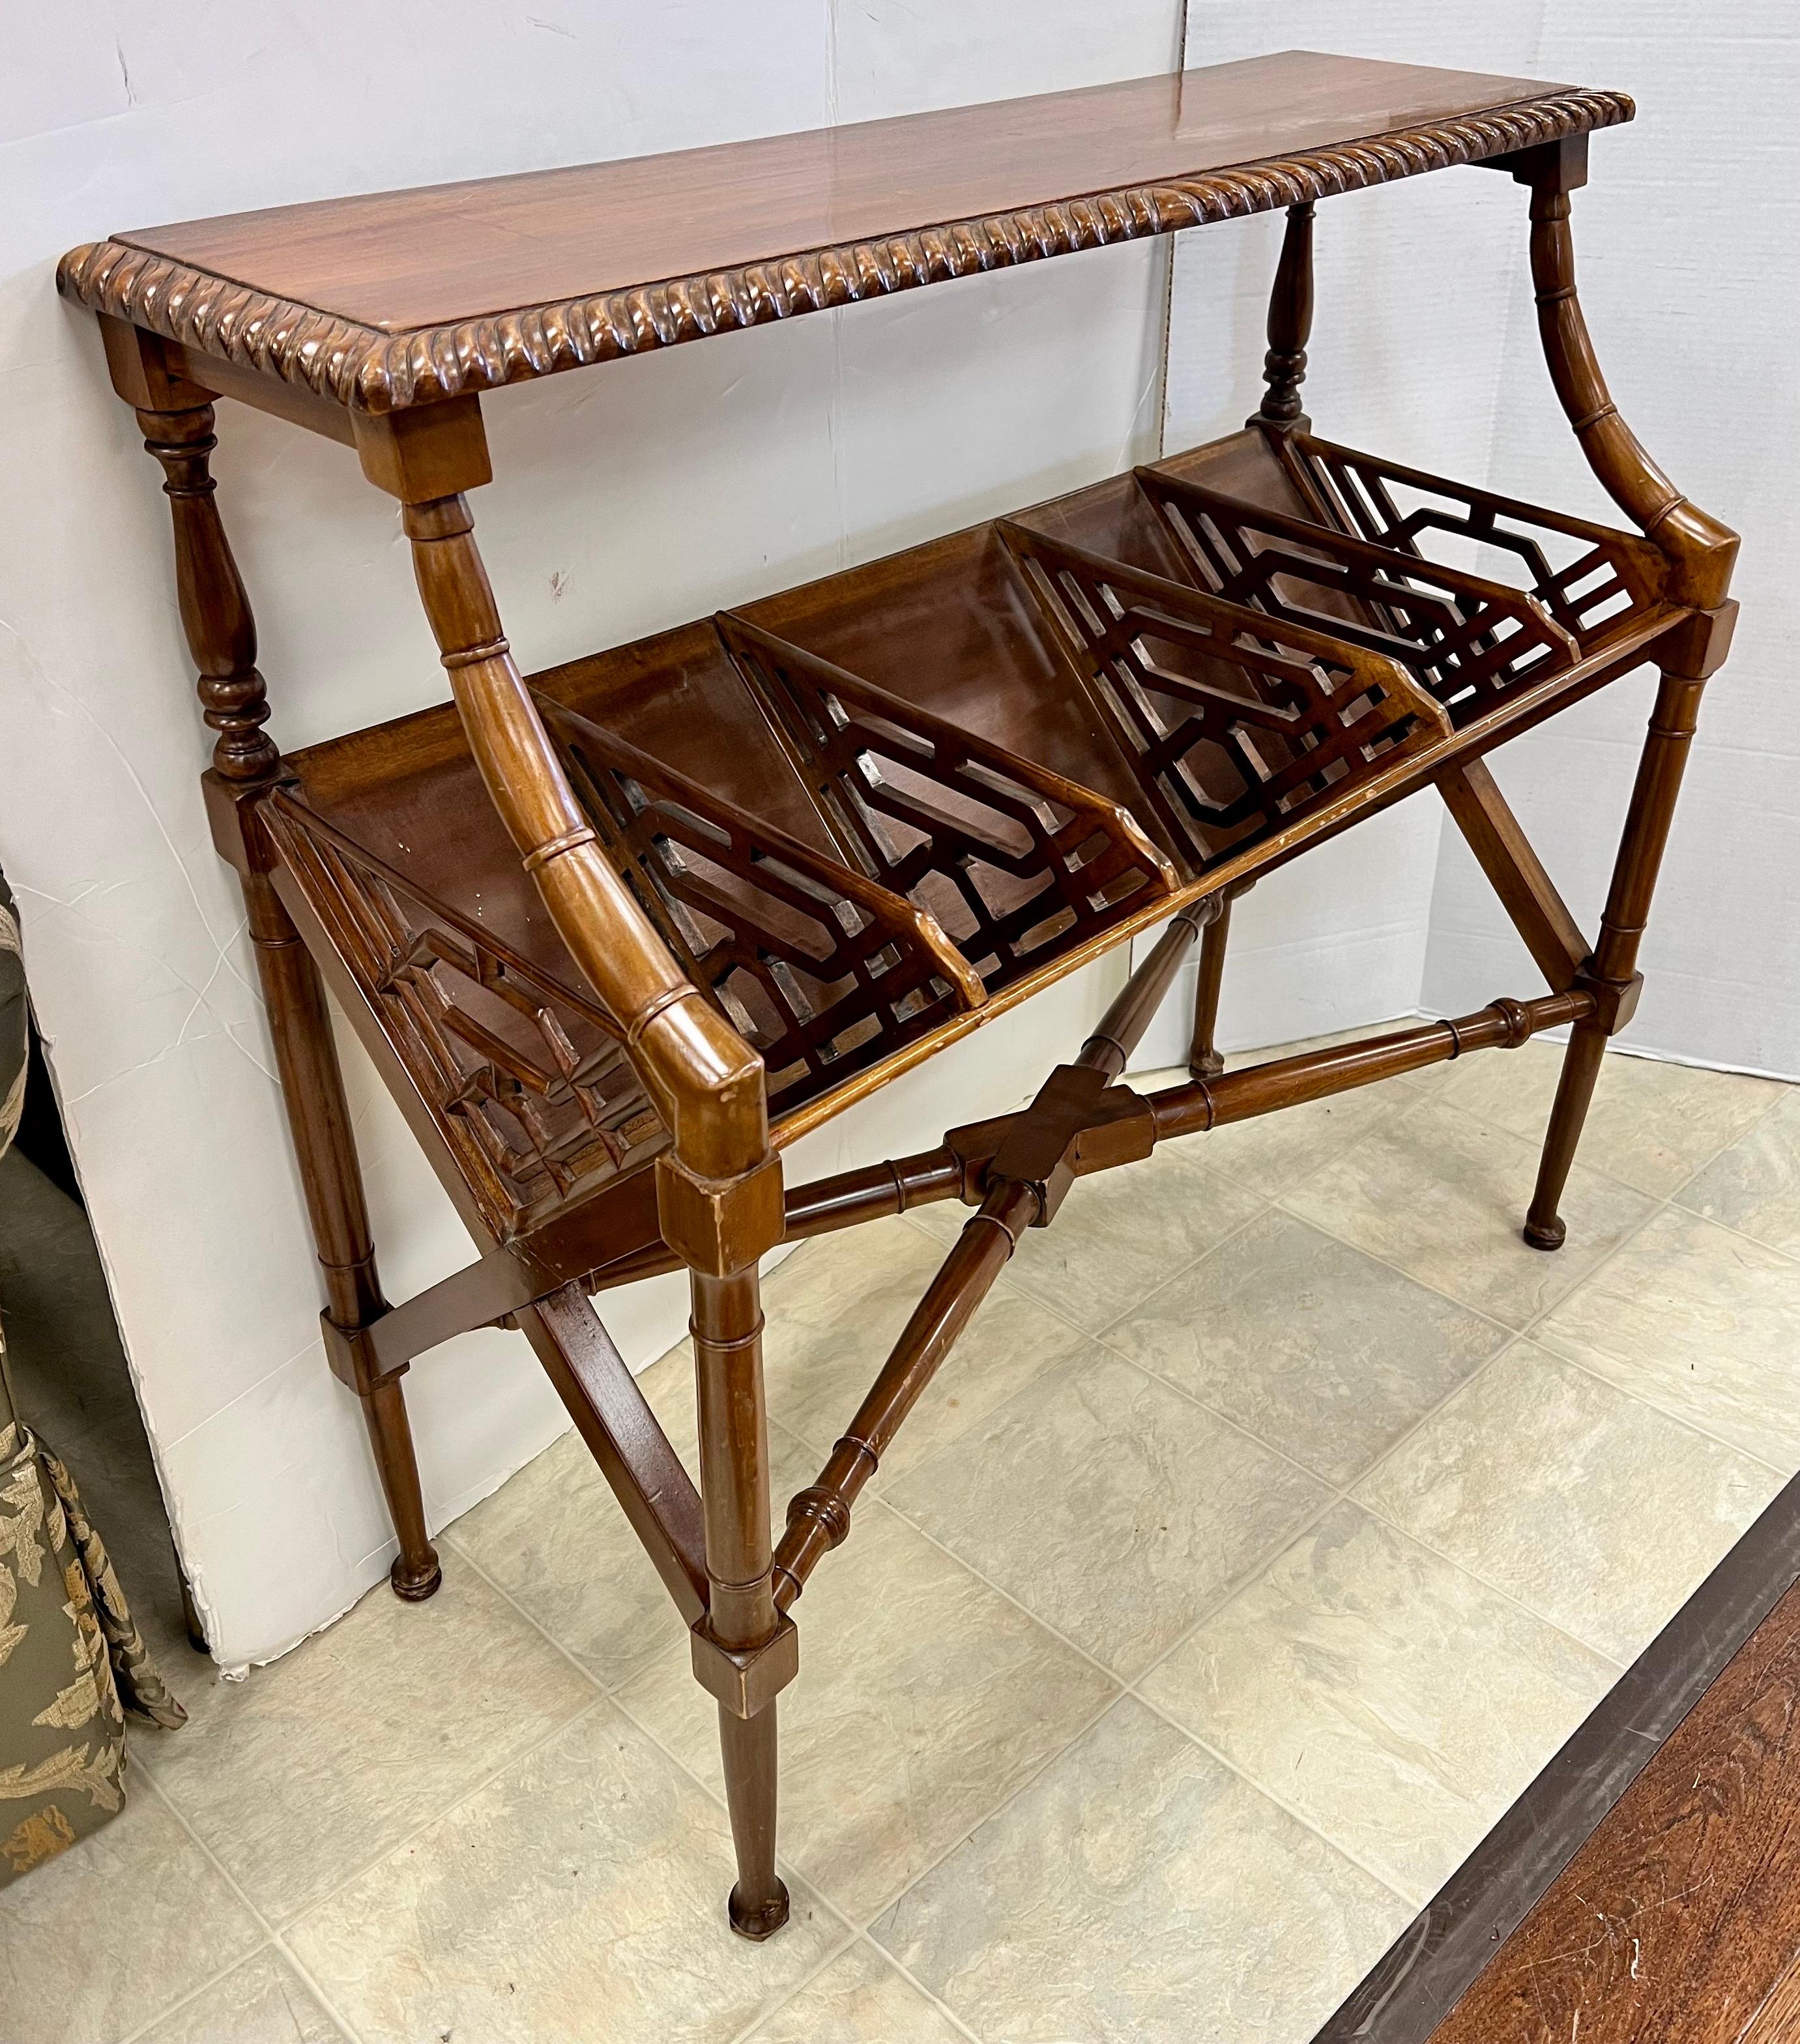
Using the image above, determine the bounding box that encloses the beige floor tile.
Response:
[138,1948,347,2044]
[1283,1096,1655,1328]
[909,1147,1266,1335]
[1427,1040,1784,1196]
[873,1696,1410,2044]
[1356,1343,1780,1663]
[1538,1206,1800,1470]
[1677,1087,1800,1260]
[141,1553,596,1923]
[1141,1502,1616,1905]
[618,1495,1118,1923]
[759,1217,1095,1486]
[742,1938,971,2043]
[1178,1086,1408,1202]
[1106,1209,1508,1485]
[0,1777,262,2044]
[448,1347,695,1687]
[886,1351,1329,1678]
[287,1701,844,2044]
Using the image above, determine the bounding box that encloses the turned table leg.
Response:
[136,397,439,1598]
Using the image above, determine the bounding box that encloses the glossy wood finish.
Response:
[1318,1468,1800,2044]
[57,59,1631,415]
[74,55,1737,1940]
[1428,1577,1800,2041]
[108,57,1577,334]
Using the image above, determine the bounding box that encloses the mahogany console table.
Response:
[61,50,1737,1938]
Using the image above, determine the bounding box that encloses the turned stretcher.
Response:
[59,49,1737,1938]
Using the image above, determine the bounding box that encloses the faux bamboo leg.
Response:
[691,1266,789,1939]
[136,397,439,1599]
[1524,670,1704,1249]
[388,447,793,1932]
[1513,149,1737,1249]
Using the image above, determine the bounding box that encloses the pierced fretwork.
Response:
[1283,433,1668,649]
[1138,450,1656,727]
[719,615,1178,1000]
[542,701,985,1115]
[1000,518,1447,868]
[266,791,663,1238]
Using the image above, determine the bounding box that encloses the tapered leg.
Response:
[131,390,439,1599]
[1525,671,1704,1249]
[244,870,441,1596]
[690,1265,790,1938]
[719,1704,785,1938]
[1187,888,1241,1081]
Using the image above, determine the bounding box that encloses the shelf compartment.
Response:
[542,699,985,1117]
[542,619,1176,1115]
[270,420,1685,1247]
[1137,431,1668,727]
[998,518,1450,870]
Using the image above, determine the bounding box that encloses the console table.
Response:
[60,50,1737,1939]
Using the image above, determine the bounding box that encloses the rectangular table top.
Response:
[59,50,1629,415]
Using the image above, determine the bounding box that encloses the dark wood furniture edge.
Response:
[1311,1465,1800,2044]
[54,88,1629,416]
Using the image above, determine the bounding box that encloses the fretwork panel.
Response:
[718,616,1176,996]
[266,793,661,1238]
[542,699,985,1115]
[1000,519,1444,867]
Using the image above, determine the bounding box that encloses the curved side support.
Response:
[1525,173,1738,611]
[1513,148,1740,1248]
[399,495,772,1189]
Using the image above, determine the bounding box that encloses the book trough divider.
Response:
[59,53,1739,1937]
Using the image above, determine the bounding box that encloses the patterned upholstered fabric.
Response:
[0,873,22,1155]
[0,868,184,1890]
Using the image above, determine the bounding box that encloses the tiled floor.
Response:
[7,1032,1800,2044]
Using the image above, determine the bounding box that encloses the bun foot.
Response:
[390,1549,443,1601]
[728,1879,791,1941]
[1522,1214,1567,1252]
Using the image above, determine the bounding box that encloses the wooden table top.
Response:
[59,51,1630,416]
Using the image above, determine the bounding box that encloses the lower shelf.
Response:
[274,419,1679,1252]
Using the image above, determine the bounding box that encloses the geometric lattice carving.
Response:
[1139,445,1663,729]
[1001,519,1449,868]
[265,792,663,1239]
[720,617,1178,998]
[1286,433,1668,648]
[540,705,986,1116]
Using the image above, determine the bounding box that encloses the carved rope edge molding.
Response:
[57,89,1631,415]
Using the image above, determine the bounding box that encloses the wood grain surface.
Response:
[1430,1577,1800,2041]
[113,53,1564,332]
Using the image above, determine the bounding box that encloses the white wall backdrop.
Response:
[1140,1,1799,1077]
[1419,0,1800,1076]
[2,0,1185,1665]
[5,3,1792,1666]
